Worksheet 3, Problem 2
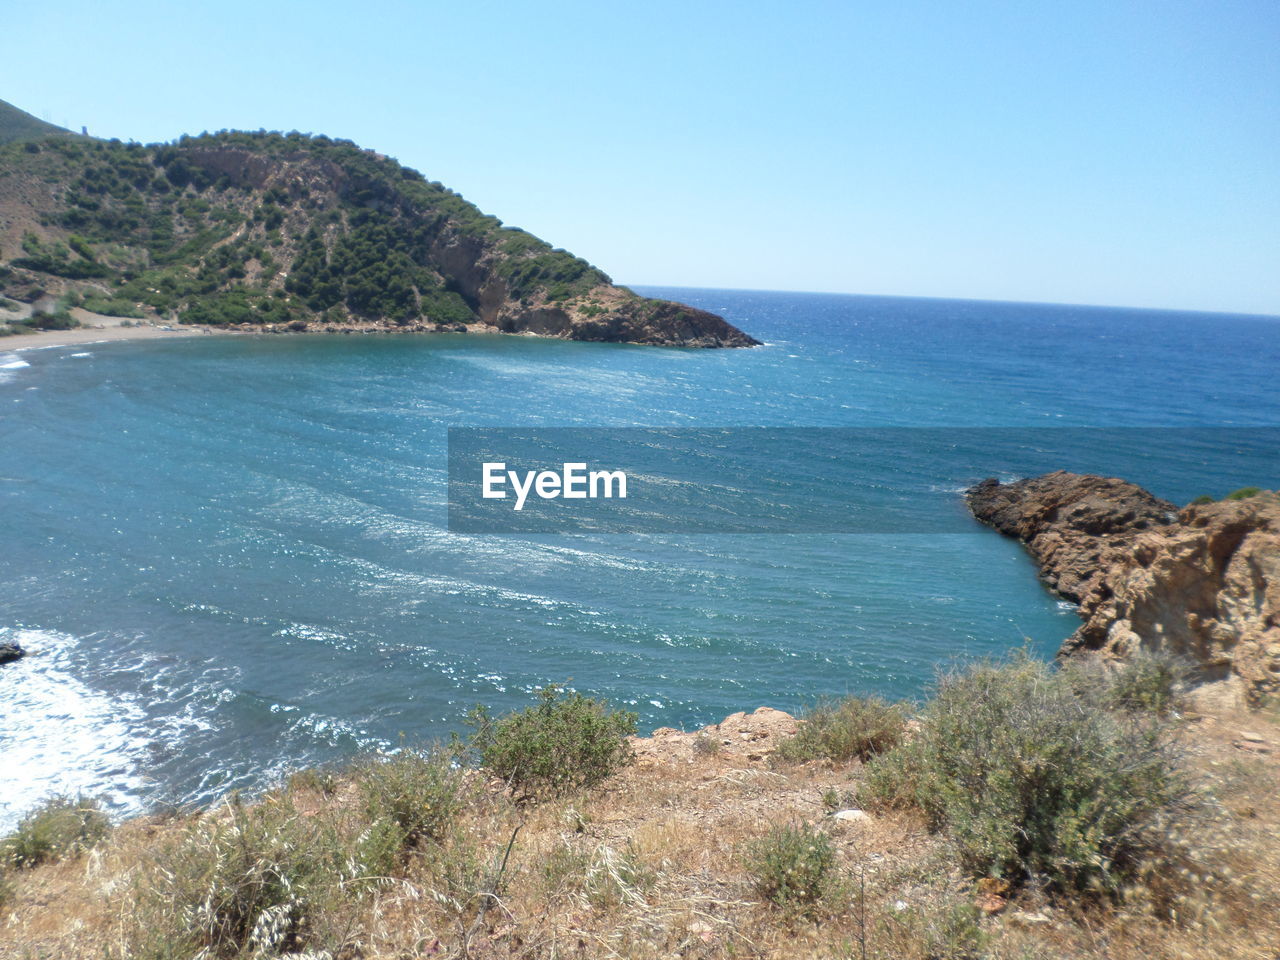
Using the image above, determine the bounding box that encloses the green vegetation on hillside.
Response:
[0,99,77,145]
[2,795,109,869]
[0,308,80,335]
[461,682,638,799]
[0,130,613,330]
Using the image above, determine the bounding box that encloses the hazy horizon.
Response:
[630,283,1280,321]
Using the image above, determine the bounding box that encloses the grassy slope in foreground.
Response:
[0,128,758,347]
[1,659,1277,959]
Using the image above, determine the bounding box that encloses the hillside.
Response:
[0,99,76,145]
[0,128,757,347]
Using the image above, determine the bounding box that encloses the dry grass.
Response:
[1,701,1277,960]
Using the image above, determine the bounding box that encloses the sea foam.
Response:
[0,628,149,830]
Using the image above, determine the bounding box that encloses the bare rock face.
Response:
[968,472,1280,705]
[631,706,798,766]
[966,472,1178,604]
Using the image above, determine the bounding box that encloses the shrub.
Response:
[1226,486,1263,501]
[744,823,836,913]
[353,745,467,850]
[821,787,857,813]
[775,695,907,764]
[2,794,110,868]
[1194,487,1265,504]
[861,655,1186,896]
[464,683,637,799]
[1092,649,1190,715]
[80,295,145,318]
[284,765,339,797]
[692,733,722,756]
[19,309,80,331]
[128,794,350,959]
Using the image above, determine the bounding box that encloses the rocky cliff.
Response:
[0,124,758,347]
[967,471,1280,705]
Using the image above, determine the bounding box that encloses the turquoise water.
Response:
[1,288,1277,825]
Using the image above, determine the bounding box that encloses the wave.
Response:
[0,628,150,830]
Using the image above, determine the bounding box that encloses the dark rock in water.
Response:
[0,639,25,664]
[967,471,1280,706]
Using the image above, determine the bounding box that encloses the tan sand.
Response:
[2,315,232,353]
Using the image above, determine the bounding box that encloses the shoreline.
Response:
[2,320,231,353]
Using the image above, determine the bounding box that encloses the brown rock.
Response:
[968,474,1280,705]
[629,706,798,765]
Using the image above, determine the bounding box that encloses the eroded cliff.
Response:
[967,471,1280,704]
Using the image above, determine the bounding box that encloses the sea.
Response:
[1,287,1277,827]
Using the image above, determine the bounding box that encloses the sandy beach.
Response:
[1,314,230,353]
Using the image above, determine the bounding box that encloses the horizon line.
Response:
[624,283,1280,322]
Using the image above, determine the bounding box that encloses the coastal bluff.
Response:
[0,114,758,348]
[967,471,1280,705]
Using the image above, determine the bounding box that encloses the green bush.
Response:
[18,309,80,331]
[744,823,836,913]
[463,683,637,799]
[13,232,113,279]
[353,745,467,850]
[1192,487,1265,504]
[180,289,294,326]
[2,794,110,868]
[862,655,1186,896]
[81,295,145,318]
[775,695,907,764]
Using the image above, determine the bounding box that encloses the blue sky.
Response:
[8,1,1278,314]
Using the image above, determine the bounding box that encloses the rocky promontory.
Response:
[0,116,759,348]
[967,471,1280,705]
